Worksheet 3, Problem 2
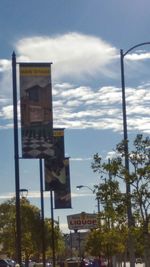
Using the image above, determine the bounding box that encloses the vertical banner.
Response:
[54,158,72,209]
[53,128,65,159]
[45,129,65,191]
[19,63,54,158]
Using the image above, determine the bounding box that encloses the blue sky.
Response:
[0,0,150,232]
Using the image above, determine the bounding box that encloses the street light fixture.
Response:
[76,185,100,213]
[120,42,150,267]
[20,188,28,198]
[76,185,93,192]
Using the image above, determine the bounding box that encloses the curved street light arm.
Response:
[76,185,100,214]
[83,185,94,193]
[76,185,94,193]
[122,41,150,57]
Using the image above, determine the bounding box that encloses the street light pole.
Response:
[50,190,56,267]
[12,52,21,266]
[120,42,150,267]
[39,159,46,267]
[76,185,100,215]
[120,49,132,225]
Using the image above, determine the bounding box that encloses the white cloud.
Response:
[126,52,150,61]
[0,59,11,72]
[0,105,13,119]
[1,81,150,133]
[0,191,55,200]
[0,123,13,129]
[16,32,117,80]
[0,190,81,200]
[106,151,119,159]
[128,117,150,132]
[0,68,12,96]
[0,97,11,105]
[70,157,92,161]
[0,32,150,134]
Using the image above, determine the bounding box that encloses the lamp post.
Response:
[120,42,150,267]
[76,185,100,214]
[12,52,21,266]
[50,190,56,267]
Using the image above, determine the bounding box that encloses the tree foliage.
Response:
[90,134,150,265]
[0,197,64,261]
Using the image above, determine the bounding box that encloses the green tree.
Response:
[0,198,16,257]
[44,218,65,260]
[86,226,128,260]
[20,197,42,261]
[91,134,150,266]
[0,197,64,262]
[89,165,128,265]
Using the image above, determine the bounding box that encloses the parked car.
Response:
[135,258,142,264]
[0,259,10,267]
[86,260,94,267]
[6,260,16,267]
[22,260,36,267]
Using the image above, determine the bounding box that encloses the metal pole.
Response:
[39,159,46,267]
[50,190,56,267]
[97,197,101,229]
[120,49,132,224]
[12,52,21,265]
[120,42,150,267]
[120,49,135,267]
[97,198,100,214]
[70,231,73,258]
[78,232,81,259]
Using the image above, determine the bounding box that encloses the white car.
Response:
[135,258,142,264]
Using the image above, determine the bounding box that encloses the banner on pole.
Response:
[44,128,65,191]
[19,63,53,158]
[53,128,65,160]
[45,157,67,191]
[54,158,72,209]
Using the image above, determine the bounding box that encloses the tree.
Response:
[44,218,65,260]
[0,198,16,257]
[0,197,64,262]
[91,134,150,266]
[91,160,128,266]
[86,227,128,261]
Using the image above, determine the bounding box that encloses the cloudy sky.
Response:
[0,0,150,232]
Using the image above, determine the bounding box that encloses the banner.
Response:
[53,128,65,159]
[54,158,72,209]
[45,128,65,191]
[19,63,53,158]
[45,157,67,191]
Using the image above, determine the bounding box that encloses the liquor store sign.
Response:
[67,212,98,230]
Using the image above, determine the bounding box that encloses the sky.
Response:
[0,0,150,233]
